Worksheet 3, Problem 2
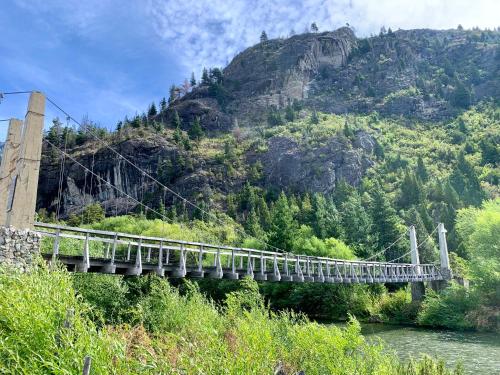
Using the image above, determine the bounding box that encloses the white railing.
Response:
[34,222,445,283]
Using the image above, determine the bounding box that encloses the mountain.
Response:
[163,27,499,131]
[36,27,499,254]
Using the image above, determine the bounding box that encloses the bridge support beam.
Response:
[0,119,23,225]
[6,92,45,229]
[409,225,425,301]
[430,223,453,292]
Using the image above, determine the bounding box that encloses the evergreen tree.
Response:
[416,156,429,182]
[343,117,354,139]
[310,109,319,125]
[173,125,183,144]
[449,151,485,206]
[246,208,266,239]
[159,97,167,112]
[298,193,313,225]
[190,72,197,87]
[285,104,295,122]
[256,196,271,228]
[340,192,375,258]
[260,30,268,43]
[148,102,157,117]
[398,169,425,209]
[311,22,318,33]
[47,118,63,147]
[172,110,182,129]
[115,121,122,132]
[189,117,204,141]
[201,68,210,85]
[268,192,296,251]
[312,194,342,239]
[370,184,405,261]
[168,84,177,103]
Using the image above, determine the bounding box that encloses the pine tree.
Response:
[268,192,296,251]
[449,151,485,206]
[416,156,429,182]
[173,125,183,144]
[340,192,375,258]
[189,117,204,141]
[310,109,319,124]
[260,30,268,43]
[190,72,197,87]
[148,102,157,117]
[311,22,318,33]
[398,169,424,209]
[172,110,182,129]
[159,97,167,112]
[312,194,342,239]
[343,117,354,139]
[201,68,210,85]
[285,104,295,122]
[370,184,405,261]
[168,84,177,103]
[246,208,266,239]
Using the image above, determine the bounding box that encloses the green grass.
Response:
[0,264,464,374]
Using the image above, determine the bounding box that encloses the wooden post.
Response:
[0,119,23,225]
[6,92,45,229]
[82,356,91,375]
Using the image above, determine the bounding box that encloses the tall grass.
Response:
[0,264,463,374]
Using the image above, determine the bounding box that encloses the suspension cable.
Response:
[362,229,409,261]
[416,224,439,248]
[45,95,286,252]
[44,138,176,225]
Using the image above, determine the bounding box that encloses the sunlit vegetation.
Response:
[0,266,465,374]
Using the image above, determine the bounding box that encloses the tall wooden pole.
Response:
[0,119,23,225]
[6,92,45,229]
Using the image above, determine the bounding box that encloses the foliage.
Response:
[0,267,464,374]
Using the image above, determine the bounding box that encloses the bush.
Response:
[377,288,418,323]
[417,284,477,330]
[0,266,463,374]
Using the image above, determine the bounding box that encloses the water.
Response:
[360,324,500,374]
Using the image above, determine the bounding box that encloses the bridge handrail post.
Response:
[246,250,254,277]
[52,229,61,264]
[110,234,117,264]
[158,240,164,269]
[198,245,204,272]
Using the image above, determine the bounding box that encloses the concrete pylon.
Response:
[0,119,23,225]
[438,223,452,279]
[6,92,45,229]
[409,225,425,301]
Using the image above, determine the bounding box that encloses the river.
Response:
[359,324,499,374]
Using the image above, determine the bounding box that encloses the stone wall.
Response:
[0,226,41,272]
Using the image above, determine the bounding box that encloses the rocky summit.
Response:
[36,27,499,218]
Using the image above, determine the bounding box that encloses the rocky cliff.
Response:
[166,27,499,131]
[34,27,499,218]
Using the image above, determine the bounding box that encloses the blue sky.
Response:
[1,0,498,140]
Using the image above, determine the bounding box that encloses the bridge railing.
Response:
[34,222,445,283]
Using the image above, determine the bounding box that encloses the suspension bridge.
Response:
[0,91,452,285]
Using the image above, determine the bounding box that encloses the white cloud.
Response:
[147,0,499,75]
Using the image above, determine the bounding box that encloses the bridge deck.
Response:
[35,222,446,284]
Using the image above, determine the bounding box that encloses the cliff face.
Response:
[37,128,376,217]
[167,27,499,130]
[34,27,499,217]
